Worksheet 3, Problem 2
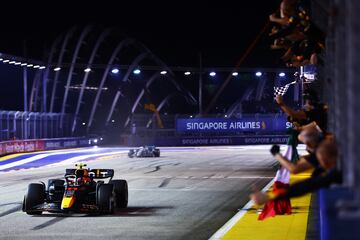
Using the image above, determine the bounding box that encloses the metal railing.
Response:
[0,110,73,141]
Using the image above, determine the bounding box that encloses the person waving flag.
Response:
[258,128,299,220]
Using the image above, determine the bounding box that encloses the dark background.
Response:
[0,1,281,67]
[0,1,284,112]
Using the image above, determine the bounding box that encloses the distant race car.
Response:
[22,164,128,215]
[128,146,160,158]
[88,134,104,146]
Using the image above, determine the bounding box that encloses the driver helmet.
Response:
[75,168,90,185]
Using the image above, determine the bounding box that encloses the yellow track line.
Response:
[0,153,29,161]
[94,154,124,161]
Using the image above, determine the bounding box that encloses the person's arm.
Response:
[275,154,313,173]
[268,20,297,40]
[294,121,317,132]
[251,169,341,204]
[270,146,313,174]
[275,95,307,119]
[269,14,289,25]
[275,169,341,200]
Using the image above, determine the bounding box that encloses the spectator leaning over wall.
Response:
[275,89,328,133]
[251,139,342,205]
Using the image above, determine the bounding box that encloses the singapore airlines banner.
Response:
[176,116,290,134]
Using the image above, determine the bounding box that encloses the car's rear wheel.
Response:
[110,180,128,208]
[154,149,160,157]
[24,183,45,215]
[96,184,114,214]
[128,149,136,158]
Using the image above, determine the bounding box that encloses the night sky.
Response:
[0,1,280,67]
[0,1,284,113]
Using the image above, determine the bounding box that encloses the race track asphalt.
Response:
[0,146,277,240]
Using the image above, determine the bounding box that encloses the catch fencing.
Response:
[0,111,73,141]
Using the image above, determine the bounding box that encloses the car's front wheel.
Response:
[96,184,114,214]
[154,149,160,157]
[23,183,45,215]
[110,180,128,208]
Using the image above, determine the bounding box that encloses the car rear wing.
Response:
[65,168,114,179]
[90,169,114,179]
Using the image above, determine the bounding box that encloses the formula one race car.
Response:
[128,146,160,158]
[22,164,128,215]
[88,134,104,146]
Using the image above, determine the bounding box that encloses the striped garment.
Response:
[258,129,299,220]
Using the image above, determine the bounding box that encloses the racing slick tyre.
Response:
[154,149,160,157]
[23,183,45,215]
[128,150,135,158]
[110,180,128,208]
[96,184,114,214]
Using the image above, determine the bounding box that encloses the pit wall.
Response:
[0,137,90,156]
[123,135,289,147]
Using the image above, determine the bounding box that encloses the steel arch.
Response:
[132,41,197,104]
[123,72,197,128]
[226,87,254,117]
[60,25,92,127]
[123,72,162,128]
[49,27,77,112]
[86,38,136,130]
[41,35,63,112]
[103,52,150,128]
[145,92,185,128]
[71,28,112,134]
[29,71,41,112]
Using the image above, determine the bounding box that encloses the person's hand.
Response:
[271,26,278,34]
[269,14,277,22]
[292,122,302,131]
[250,191,269,205]
[270,145,280,156]
[274,95,284,105]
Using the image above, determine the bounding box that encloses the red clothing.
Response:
[258,181,292,221]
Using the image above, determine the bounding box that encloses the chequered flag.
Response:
[274,81,297,96]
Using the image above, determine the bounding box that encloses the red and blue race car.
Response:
[22,164,128,215]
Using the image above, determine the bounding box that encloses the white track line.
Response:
[0,148,94,170]
[208,178,275,240]
[52,151,127,166]
[0,149,126,170]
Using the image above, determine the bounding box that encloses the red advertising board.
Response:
[0,140,45,156]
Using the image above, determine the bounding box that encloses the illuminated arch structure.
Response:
[27,26,197,135]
